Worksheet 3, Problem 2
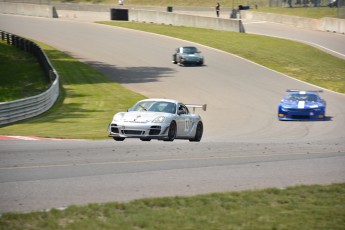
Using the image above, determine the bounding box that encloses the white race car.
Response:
[108,99,206,142]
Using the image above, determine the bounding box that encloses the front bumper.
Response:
[108,122,170,139]
[179,58,203,65]
[278,107,325,120]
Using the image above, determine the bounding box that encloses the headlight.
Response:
[281,106,288,111]
[152,116,166,123]
[113,113,124,122]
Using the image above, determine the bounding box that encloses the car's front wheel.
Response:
[165,121,176,142]
[189,121,203,142]
[113,137,125,141]
[178,58,184,66]
[172,54,177,64]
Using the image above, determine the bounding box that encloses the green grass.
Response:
[0,41,50,102]
[257,7,339,19]
[0,42,145,139]
[1,183,344,229]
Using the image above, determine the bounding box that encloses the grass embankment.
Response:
[0,41,50,102]
[55,0,339,18]
[257,7,338,18]
[53,0,266,7]
[0,42,145,139]
[1,23,344,138]
[1,183,344,229]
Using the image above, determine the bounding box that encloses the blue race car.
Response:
[278,90,326,121]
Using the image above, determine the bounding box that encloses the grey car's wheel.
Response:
[113,137,125,141]
[178,58,184,66]
[165,121,176,142]
[172,54,177,64]
[189,121,203,142]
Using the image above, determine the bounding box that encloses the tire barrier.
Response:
[0,31,59,126]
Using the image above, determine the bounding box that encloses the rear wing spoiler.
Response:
[185,104,207,113]
[286,89,323,93]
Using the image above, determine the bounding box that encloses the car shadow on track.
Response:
[281,116,333,122]
[84,60,177,84]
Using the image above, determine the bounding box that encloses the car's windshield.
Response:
[286,94,318,102]
[182,47,197,54]
[132,101,177,114]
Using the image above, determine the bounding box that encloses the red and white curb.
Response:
[0,136,81,141]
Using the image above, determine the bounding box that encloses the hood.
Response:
[281,100,324,109]
[123,112,167,123]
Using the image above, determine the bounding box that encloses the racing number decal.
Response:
[185,119,193,131]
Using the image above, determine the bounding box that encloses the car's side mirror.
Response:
[178,110,185,115]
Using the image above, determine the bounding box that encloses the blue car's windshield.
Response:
[286,94,318,102]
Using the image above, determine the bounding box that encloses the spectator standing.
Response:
[216,2,220,17]
[287,0,292,7]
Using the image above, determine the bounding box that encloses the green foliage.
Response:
[1,183,344,229]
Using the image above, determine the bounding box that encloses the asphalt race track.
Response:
[0,13,345,213]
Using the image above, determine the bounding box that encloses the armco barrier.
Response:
[128,9,245,33]
[0,2,58,18]
[0,31,59,126]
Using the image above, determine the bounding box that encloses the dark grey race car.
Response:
[172,46,204,66]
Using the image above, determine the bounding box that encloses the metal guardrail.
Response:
[0,31,59,126]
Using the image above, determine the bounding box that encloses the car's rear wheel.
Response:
[189,121,203,142]
[165,121,176,142]
[113,137,125,141]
